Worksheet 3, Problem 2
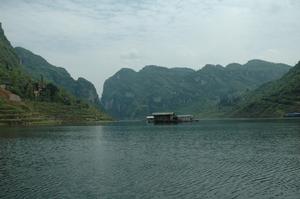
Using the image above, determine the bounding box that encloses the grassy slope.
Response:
[0,87,111,126]
[232,61,300,117]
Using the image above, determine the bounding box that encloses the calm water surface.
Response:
[0,119,300,199]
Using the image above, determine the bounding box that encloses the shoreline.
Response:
[0,119,114,127]
[1,117,299,127]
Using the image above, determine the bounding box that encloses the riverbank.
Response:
[0,98,112,126]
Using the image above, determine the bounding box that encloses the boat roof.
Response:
[152,112,175,116]
[177,115,193,117]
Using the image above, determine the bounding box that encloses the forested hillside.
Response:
[0,22,109,125]
[15,47,100,106]
[232,61,300,117]
[102,61,291,119]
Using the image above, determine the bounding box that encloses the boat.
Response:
[146,112,198,124]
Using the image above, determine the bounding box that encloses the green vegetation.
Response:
[0,23,19,70]
[0,22,110,126]
[2,19,297,121]
[101,61,291,119]
[232,61,300,117]
[0,97,109,126]
[15,47,100,106]
[28,101,109,123]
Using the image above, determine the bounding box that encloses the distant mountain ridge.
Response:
[101,60,291,119]
[15,47,100,106]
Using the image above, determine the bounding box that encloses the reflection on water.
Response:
[0,119,300,199]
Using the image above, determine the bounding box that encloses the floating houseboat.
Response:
[146,112,197,124]
[151,112,178,124]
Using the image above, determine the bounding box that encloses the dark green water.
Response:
[0,119,300,199]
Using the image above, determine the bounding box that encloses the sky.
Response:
[0,0,299,96]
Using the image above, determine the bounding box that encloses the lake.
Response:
[0,119,300,199]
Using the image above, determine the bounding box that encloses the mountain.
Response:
[0,22,110,125]
[101,66,195,119]
[0,23,25,97]
[0,23,31,97]
[101,61,291,119]
[14,47,100,106]
[0,23,20,70]
[232,61,300,117]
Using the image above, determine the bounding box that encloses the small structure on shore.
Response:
[147,112,197,124]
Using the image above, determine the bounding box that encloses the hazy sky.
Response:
[0,0,299,95]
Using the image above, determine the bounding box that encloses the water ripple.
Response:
[0,120,300,199]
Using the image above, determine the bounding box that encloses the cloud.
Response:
[121,49,141,60]
[0,0,299,95]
